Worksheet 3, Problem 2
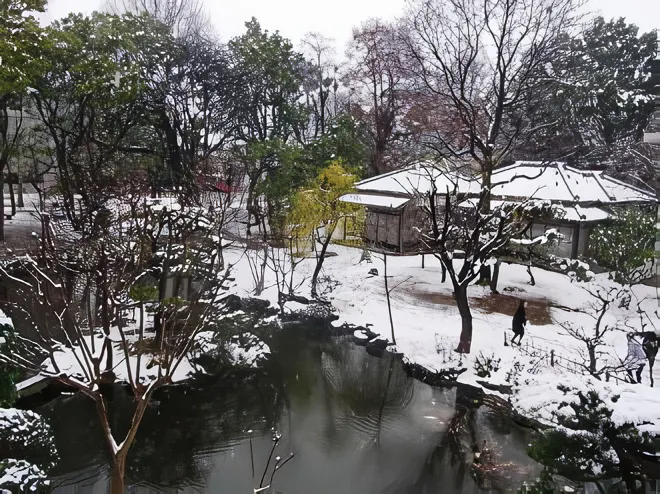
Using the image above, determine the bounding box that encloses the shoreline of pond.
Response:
[17,294,660,491]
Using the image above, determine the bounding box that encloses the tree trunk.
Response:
[649,360,655,388]
[110,457,126,494]
[588,345,597,377]
[311,224,335,298]
[526,262,536,286]
[477,265,491,286]
[9,179,15,216]
[94,382,154,494]
[31,182,43,212]
[17,179,23,208]
[489,260,500,294]
[454,284,473,354]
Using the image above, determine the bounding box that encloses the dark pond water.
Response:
[39,326,540,493]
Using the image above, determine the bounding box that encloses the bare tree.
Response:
[0,199,234,493]
[403,0,584,285]
[345,19,410,174]
[301,32,337,138]
[558,284,631,380]
[380,252,413,346]
[404,0,583,176]
[420,163,551,353]
[267,240,307,312]
[106,0,211,39]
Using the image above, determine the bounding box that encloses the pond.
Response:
[38,325,541,493]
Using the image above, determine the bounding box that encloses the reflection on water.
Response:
[40,327,539,493]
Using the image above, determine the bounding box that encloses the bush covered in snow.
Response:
[0,324,58,492]
[0,323,19,407]
[188,304,275,373]
[589,206,655,285]
[529,385,654,489]
[550,258,594,282]
[0,409,58,492]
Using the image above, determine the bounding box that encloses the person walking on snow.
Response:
[626,333,646,384]
[628,331,658,387]
[511,300,527,346]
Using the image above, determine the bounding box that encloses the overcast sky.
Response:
[39,0,659,55]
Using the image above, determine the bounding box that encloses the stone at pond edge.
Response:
[365,337,390,357]
[352,327,379,346]
[222,294,276,317]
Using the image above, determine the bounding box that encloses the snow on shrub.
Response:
[528,384,654,486]
[0,408,58,492]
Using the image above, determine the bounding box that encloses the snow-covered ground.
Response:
[222,243,660,434]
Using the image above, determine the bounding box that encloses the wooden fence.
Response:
[516,337,632,385]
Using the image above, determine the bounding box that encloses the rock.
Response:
[223,295,275,317]
[353,330,371,345]
[368,268,379,276]
[365,337,389,357]
[503,286,523,293]
[352,327,379,346]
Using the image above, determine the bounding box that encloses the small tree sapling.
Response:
[289,162,359,298]
[558,283,631,380]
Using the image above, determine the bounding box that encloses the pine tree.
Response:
[548,17,657,171]
[529,385,655,491]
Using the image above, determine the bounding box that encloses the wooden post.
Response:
[384,253,396,346]
[398,212,403,253]
[422,254,425,269]
[17,179,24,208]
[570,223,580,259]
[550,349,554,367]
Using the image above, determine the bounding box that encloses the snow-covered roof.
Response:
[339,193,410,209]
[491,161,656,204]
[355,162,477,196]
[354,161,656,206]
[15,374,49,392]
[457,199,610,222]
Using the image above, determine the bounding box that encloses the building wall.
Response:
[400,203,427,249]
[577,225,591,258]
[365,209,402,250]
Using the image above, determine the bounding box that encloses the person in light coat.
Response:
[626,333,646,384]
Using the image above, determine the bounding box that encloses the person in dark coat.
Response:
[511,300,527,346]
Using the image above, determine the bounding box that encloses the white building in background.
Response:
[341,161,657,259]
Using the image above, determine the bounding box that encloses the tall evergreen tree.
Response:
[0,0,48,241]
[543,17,658,176]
